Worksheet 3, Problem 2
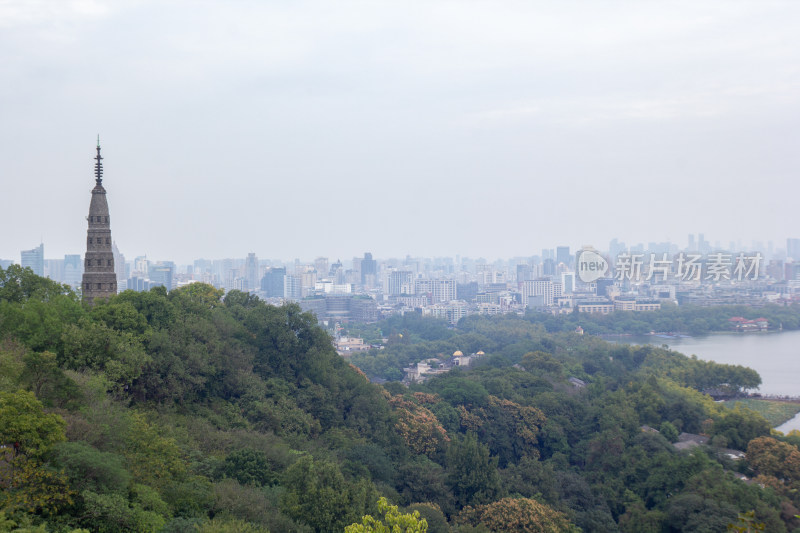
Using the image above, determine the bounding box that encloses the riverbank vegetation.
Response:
[525,303,800,336]
[725,399,800,427]
[2,265,800,532]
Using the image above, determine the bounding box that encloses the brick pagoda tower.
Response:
[81,137,117,304]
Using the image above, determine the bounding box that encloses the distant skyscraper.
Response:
[314,257,329,277]
[149,263,174,291]
[284,274,302,301]
[261,267,286,297]
[361,252,377,285]
[112,242,126,289]
[44,258,64,282]
[414,279,456,303]
[350,297,378,322]
[245,252,259,291]
[81,140,117,304]
[556,246,571,267]
[595,278,615,298]
[542,258,556,277]
[609,238,626,259]
[697,233,711,254]
[787,238,800,261]
[516,263,534,282]
[134,256,150,277]
[521,279,555,307]
[193,259,211,277]
[767,260,784,281]
[21,243,44,276]
[457,282,479,302]
[329,259,344,283]
[63,254,83,289]
[388,270,414,296]
[561,272,575,294]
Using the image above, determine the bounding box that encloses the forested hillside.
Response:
[1,265,799,532]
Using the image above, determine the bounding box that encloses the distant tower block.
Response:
[81,137,117,305]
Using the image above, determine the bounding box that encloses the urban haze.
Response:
[2,1,799,264]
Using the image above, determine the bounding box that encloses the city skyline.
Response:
[2,2,799,262]
[5,218,798,327]
[4,234,799,271]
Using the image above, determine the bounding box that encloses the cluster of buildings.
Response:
[728,317,770,332]
[403,350,486,383]
[3,143,800,324]
[8,241,800,329]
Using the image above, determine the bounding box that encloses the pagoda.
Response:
[81,138,116,304]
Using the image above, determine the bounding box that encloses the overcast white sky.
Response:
[2,0,798,264]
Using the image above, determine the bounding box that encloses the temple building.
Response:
[81,138,117,304]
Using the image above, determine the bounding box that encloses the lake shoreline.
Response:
[609,329,800,431]
[609,329,800,397]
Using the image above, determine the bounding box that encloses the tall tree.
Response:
[446,432,501,509]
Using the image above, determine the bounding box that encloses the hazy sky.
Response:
[2,1,798,264]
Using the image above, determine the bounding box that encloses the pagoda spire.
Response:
[82,138,116,305]
[94,135,103,185]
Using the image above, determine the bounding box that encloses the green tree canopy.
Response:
[345,497,428,533]
[456,497,578,533]
[446,433,501,509]
[281,455,377,532]
[0,390,65,457]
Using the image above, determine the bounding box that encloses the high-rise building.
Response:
[556,246,571,268]
[81,140,117,304]
[149,262,174,291]
[133,256,149,277]
[766,260,784,281]
[350,297,378,323]
[261,267,286,297]
[284,274,302,301]
[787,239,800,261]
[45,258,64,282]
[388,270,414,296]
[561,272,576,294]
[595,278,616,298]
[521,279,555,307]
[21,243,44,276]
[314,257,329,277]
[299,267,317,297]
[609,238,626,259]
[787,263,800,282]
[415,279,456,303]
[329,259,343,279]
[112,242,126,289]
[193,259,212,277]
[245,252,259,291]
[516,263,534,282]
[63,254,83,289]
[542,258,556,276]
[361,252,377,286]
[457,282,479,302]
[697,233,711,254]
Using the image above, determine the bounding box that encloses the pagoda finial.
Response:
[94,137,104,185]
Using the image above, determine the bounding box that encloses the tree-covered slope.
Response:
[2,265,799,532]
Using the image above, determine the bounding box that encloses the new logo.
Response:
[576,249,608,283]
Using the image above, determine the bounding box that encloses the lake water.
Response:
[612,330,800,431]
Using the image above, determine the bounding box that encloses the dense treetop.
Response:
[1,265,798,532]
